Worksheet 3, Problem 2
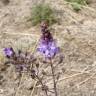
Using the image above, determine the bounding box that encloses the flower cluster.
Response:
[3,22,62,96]
[37,21,60,59]
[37,39,59,58]
[3,47,36,73]
[4,47,15,58]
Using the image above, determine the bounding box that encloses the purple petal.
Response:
[3,48,14,57]
[37,39,60,58]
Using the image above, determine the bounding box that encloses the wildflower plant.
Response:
[3,22,63,96]
[37,21,61,96]
[3,47,36,74]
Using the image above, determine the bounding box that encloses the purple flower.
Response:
[37,39,60,58]
[3,47,14,57]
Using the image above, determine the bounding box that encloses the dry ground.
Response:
[0,0,96,96]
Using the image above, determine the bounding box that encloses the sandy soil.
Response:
[0,0,96,96]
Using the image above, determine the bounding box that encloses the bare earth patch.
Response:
[0,0,96,96]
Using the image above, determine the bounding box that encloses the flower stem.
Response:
[50,59,58,96]
[35,74,48,96]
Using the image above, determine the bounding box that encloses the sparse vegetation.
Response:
[65,0,89,11]
[0,0,96,96]
[29,4,57,26]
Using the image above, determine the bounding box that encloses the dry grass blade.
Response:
[3,32,39,38]
[30,81,37,96]
[36,62,96,88]
[77,72,96,86]
[14,73,25,96]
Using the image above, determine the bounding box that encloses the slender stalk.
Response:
[35,74,48,96]
[50,59,58,96]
